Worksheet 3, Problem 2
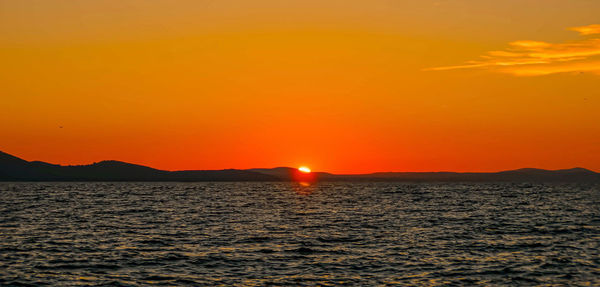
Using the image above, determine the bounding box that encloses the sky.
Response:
[1,0,599,173]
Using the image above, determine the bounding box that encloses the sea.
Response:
[0,182,598,286]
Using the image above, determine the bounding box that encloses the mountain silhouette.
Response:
[0,151,277,181]
[321,168,600,182]
[0,150,598,182]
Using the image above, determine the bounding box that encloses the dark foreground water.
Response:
[1,182,599,286]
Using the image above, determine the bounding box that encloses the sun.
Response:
[298,166,311,173]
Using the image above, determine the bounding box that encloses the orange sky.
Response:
[1,1,599,173]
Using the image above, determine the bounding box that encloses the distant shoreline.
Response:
[2,151,599,183]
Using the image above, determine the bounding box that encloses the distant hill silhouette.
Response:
[320,168,600,182]
[0,151,277,181]
[1,150,598,182]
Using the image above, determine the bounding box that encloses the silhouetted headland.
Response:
[1,150,598,182]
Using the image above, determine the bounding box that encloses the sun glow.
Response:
[298,166,311,173]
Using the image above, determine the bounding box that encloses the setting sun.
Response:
[298,166,311,173]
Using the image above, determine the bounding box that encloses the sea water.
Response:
[1,182,599,286]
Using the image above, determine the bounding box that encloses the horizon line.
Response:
[2,150,597,175]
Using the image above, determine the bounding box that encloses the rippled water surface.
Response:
[1,182,599,286]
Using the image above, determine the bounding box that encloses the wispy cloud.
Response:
[426,24,600,76]
[569,24,600,35]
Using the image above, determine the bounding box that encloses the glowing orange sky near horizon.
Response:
[1,1,599,173]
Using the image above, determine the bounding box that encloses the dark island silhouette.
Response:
[1,150,598,182]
